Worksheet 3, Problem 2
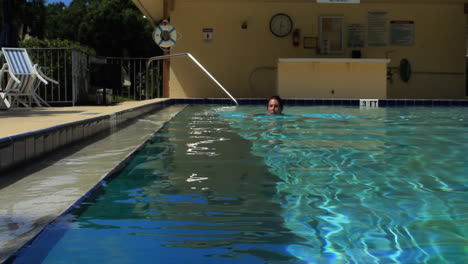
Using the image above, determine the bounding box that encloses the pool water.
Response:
[12,106,467,264]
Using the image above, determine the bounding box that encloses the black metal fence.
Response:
[1,48,162,106]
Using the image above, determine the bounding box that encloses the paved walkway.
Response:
[0,99,168,138]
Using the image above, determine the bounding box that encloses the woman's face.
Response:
[267,99,282,115]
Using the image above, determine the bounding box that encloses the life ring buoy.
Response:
[153,20,177,48]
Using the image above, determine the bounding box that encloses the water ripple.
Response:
[225,106,468,264]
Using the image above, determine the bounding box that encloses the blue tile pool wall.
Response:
[171,98,468,107]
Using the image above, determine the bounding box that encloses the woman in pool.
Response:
[246,96,323,121]
[266,95,283,115]
[247,96,284,118]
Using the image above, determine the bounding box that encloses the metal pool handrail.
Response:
[147,53,239,106]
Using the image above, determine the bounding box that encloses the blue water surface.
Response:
[12,106,468,264]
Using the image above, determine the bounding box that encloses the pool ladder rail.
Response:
[147,53,239,106]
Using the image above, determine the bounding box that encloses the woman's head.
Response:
[267,96,283,115]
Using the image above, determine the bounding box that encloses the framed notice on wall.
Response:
[368,11,388,47]
[390,20,414,45]
[347,23,365,48]
[319,15,344,54]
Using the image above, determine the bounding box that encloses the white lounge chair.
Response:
[0,48,56,108]
[33,66,59,107]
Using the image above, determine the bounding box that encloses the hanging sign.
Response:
[390,20,414,45]
[317,0,360,3]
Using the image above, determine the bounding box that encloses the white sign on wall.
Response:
[347,23,365,48]
[390,21,414,45]
[368,11,388,47]
[203,28,213,42]
[317,0,360,3]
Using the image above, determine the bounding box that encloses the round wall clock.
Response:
[269,13,293,37]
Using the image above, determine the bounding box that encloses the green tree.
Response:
[21,37,95,55]
[1,0,24,47]
[1,0,47,46]
[0,1,3,29]
[4,0,158,56]
[77,0,157,57]
[44,2,67,40]
[59,0,90,41]
[42,0,158,57]
[21,0,47,39]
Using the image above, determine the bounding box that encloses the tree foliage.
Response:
[44,2,68,40]
[22,0,47,39]
[2,0,159,57]
[45,0,159,57]
[21,37,96,55]
[1,0,44,47]
[0,0,47,40]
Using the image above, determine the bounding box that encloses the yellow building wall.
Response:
[168,1,466,99]
[278,59,389,98]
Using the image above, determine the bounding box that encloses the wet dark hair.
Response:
[268,95,283,109]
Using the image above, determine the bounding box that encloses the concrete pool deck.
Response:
[0,99,177,172]
[0,99,169,138]
[0,99,185,262]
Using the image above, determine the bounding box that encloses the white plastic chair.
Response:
[0,50,11,110]
[0,48,54,108]
[33,66,59,107]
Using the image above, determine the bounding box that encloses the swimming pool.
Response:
[10,105,467,264]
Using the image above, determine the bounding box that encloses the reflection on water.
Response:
[13,106,305,264]
[225,106,467,264]
[13,106,467,264]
